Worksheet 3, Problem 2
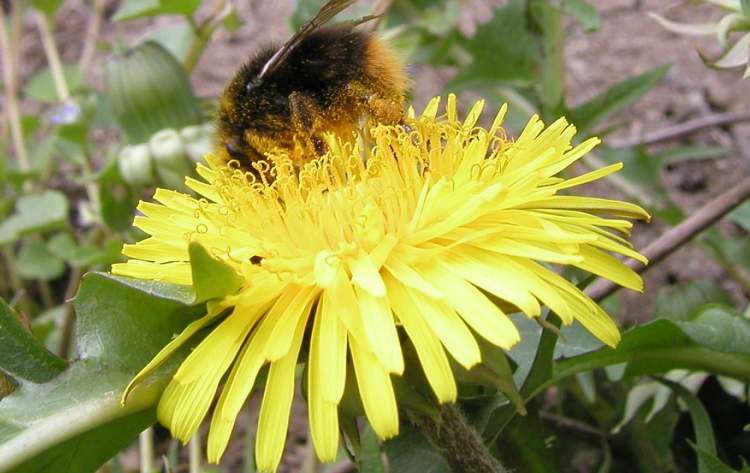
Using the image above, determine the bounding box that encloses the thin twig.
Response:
[79,0,105,77]
[609,110,750,149]
[0,5,30,174]
[36,11,70,101]
[587,175,750,302]
[539,411,610,438]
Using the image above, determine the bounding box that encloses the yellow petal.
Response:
[319,290,348,402]
[575,245,643,292]
[420,262,520,349]
[207,329,266,462]
[407,289,482,369]
[384,273,457,403]
[308,301,340,461]
[348,249,387,297]
[442,249,541,317]
[349,334,399,438]
[122,305,223,404]
[355,286,404,374]
[255,304,310,473]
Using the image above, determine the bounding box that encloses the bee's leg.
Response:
[347,81,405,125]
[289,91,326,156]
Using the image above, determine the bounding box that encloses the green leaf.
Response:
[555,318,750,382]
[23,64,82,103]
[360,426,386,473]
[0,273,204,473]
[562,0,600,32]
[15,240,65,280]
[451,0,541,88]
[483,313,561,442]
[28,0,64,17]
[0,191,69,245]
[568,65,669,132]
[654,280,732,321]
[692,444,742,473]
[143,21,197,63]
[675,305,750,355]
[384,423,452,473]
[188,242,244,303]
[743,0,750,16]
[657,378,716,472]
[113,0,201,21]
[0,298,66,383]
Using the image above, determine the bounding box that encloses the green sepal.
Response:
[188,242,244,303]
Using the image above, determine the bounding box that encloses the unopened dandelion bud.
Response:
[180,124,214,163]
[118,143,155,188]
[149,129,192,191]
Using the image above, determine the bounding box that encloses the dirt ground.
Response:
[9,0,750,471]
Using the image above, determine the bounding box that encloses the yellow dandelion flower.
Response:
[113,94,649,472]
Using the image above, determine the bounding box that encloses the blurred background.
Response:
[2,0,750,471]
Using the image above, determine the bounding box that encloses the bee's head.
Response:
[216,46,293,164]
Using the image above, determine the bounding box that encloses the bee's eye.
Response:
[225,141,242,158]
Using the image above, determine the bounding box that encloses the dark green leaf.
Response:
[15,240,65,280]
[692,444,739,473]
[675,305,750,355]
[654,280,732,321]
[562,0,600,32]
[384,423,452,473]
[657,378,716,472]
[555,318,750,381]
[188,242,244,303]
[23,64,81,103]
[483,313,561,442]
[0,191,69,245]
[360,427,386,473]
[451,0,541,88]
[74,272,203,366]
[0,272,203,473]
[0,298,66,383]
[568,65,669,133]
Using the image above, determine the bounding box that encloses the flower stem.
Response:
[139,427,154,473]
[189,432,202,473]
[408,403,508,473]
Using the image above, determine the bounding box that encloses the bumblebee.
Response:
[216,0,408,170]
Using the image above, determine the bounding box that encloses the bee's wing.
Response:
[257,0,356,81]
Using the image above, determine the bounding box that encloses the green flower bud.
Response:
[149,129,192,191]
[118,143,155,188]
[180,124,215,163]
